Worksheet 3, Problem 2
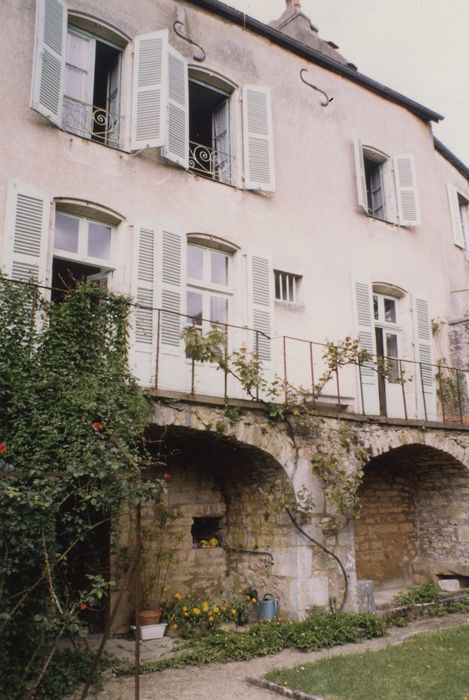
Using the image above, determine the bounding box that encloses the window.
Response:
[274,270,302,304]
[373,293,400,383]
[31,0,125,148]
[62,26,122,147]
[188,76,233,184]
[447,183,469,249]
[187,244,230,329]
[354,138,420,226]
[52,211,114,301]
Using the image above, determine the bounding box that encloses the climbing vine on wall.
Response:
[0,280,164,700]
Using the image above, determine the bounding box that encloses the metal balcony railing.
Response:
[62,96,123,149]
[146,308,469,426]
[188,141,234,184]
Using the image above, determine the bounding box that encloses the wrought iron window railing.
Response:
[62,96,123,149]
[189,141,234,184]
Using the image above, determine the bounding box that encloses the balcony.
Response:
[188,141,234,185]
[140,308,469,427]
[62,97,123,149]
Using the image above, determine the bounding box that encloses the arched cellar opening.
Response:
[111,425,308,631]
[354,444,469,601]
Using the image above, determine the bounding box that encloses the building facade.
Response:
[1,0,469,626]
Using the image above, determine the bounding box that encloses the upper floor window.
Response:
[188,74,233,184]
[354,138,420,227]
[31,0,126,148]
[447,183,469,250]
[62,26,122,147]
[187,244,231,329]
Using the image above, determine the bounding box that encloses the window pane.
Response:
[87,222,111,260]
[187,291,203,327]
[187,245,204,280]
[210,251,228,286]
[384,298,396,323]
[210,296,228,325]
[386,333,399,382]
[54,213,79,253]
[373,295,379,320]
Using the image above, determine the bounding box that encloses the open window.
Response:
[354,138,420,226]
[31,0,125,148]
[52,211,114,301]
[186,243,231,329]
[447,183,469,250]
[188,74,233,184]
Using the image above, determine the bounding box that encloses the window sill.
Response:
[274,300,305,311]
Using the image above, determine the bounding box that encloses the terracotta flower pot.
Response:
[138,608,162,625]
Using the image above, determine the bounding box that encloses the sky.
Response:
[224,0,469,166]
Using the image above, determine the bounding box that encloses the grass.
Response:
[266,625,469,700]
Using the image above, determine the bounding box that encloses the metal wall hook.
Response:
[300,69,333,106]
[173,20,206,62]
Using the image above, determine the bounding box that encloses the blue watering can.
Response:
[258,593,277,621]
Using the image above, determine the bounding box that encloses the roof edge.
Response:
[434,138,469,180]
[186,0,444,123]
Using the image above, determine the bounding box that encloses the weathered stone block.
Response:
[438,578,461,592]
[357,579,375,612]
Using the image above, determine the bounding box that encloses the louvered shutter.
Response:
[157,230,186,353]
[414,297,434,390]
[352,280,379,414]
[161,46,189,168]
[2,181,50,283]
[447,183,465,248]
[31,0,67,125]
[353,136,368,212]
[393,154,420,226]
[131,225,158,386]
[131,31,168,150]
[247,252,273,362]
[242,86,275,192]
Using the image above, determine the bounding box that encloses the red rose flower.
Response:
[0,442,6,453]
[91,421,104,431]
[79,602,87,610]
[162,472,171,481]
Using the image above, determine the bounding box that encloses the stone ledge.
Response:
[248,676,324,699]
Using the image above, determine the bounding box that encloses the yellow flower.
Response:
[174,592,182,600]
[209,615,214,621]
[193,607,201,616]
[231,608,237,616]
[172,624,178,629]
[162,586,168,592]
[251,597,257,603]
[182,606,188,612]
[184,612,189,617]
[213,606,220,614]
[202,601,209,612]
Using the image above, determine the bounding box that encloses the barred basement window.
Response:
[274,270,302,303]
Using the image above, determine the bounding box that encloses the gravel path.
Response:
[94,614,469,700]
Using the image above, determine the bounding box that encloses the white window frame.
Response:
[53,211,115,270]
[373,293,401,383]
[186,244,232,330]
[274,270,302,305]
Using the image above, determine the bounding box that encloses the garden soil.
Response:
[90,613,468,700]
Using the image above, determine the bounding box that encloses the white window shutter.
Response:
[242,86,275,192]
[156,230,186,353]
[393,154,420,226]
[447,183,465,248]
[247,252,273,362]
[352,280,377,385]
[414,297,434,390]
[131,31,168,150]
[353,136,367,212]
[31,0,67,125]
[2,181,50,283]
[161,46,189,168]
[132,225,158,386]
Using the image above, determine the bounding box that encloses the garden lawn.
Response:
[266,624,469,700]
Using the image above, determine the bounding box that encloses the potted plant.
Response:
[137,501,179,639]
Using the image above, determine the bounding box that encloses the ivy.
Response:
[0,280,161,700]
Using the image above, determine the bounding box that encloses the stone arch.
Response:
[354,442,469,593]
[138,406,317,619]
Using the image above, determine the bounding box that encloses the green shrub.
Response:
[393,582,440,605]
